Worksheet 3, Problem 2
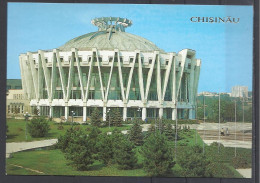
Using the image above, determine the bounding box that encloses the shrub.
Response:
[57,122,64,130]
[91,108,102,127]
[110,108,122,127]
[141,130,175,176]
[232,155,250,169]
[27,117,50,137]
[164,123,174,141]
[96,133,114,165]
[178,145,211,177]
[64,129,95,170]
[128,120,143,146]
[114,135,137,170]
[56,127,75,152]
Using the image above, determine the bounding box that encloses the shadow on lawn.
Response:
[88,163,106,171]
[6,134,18,140]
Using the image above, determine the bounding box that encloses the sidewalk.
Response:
[6,139,58,158]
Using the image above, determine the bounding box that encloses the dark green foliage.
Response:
[197,95,252,122]
[141,130,175,176]
[96,133,114,165]
[232,155,250,169]
[91,108,101,127]
[6,124,9,133]
[27,117,50,137]
[113,133,137,169]
[110,108,122,127]
[178,145,211,177]
[64,129,95,170]
[129,121,143,146]
[88,127,101,155]
[56,127,76,152]
[57,122,64,130]
[164,123,174,141]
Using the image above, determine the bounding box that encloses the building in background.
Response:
[19,17,201,122]
[231,86,248,98]
[6,79,31,116]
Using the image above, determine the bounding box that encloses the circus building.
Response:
[19,17,201,122]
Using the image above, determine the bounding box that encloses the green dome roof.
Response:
[58,31,164,52]
[58,17,164,52]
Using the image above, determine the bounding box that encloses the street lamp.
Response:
[71,111,75,125]
[24,112,29,140]
[107,108,111,129]
[137,108,141,118]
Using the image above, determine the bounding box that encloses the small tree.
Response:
[111,108,122,127]
[178,145,211,177]
[64,129,95,170]
[96,133,114,165]
[128,120,143,146]
[164,123,175,141]
[114,135,137,169]
[141,130,175,176]
[56,127,75,152]
[27,116,50,137]
[91,108,101,127]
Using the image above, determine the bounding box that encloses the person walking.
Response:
[226,128,229,136]
[221,128,225,136]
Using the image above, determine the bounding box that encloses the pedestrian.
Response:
[221,128,225,136]
[226,128,229,136]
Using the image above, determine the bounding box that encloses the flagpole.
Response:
[203,95,205,154]
[218,93,221,154]
[242,96,245,141]
[174,99,178,160]
[195,98,198,144]
[235,100,237,157]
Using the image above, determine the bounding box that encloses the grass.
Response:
[6,149,146,176]
[6,118,131,143]
[5,125,251,177]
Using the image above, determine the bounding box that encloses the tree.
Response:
[88,127,102,155]
[96,133,114,165]
[164,123,175,141]
[178,145,211,177]
[91,108,101,127]
[114,136,137,170]
[56,127,75,152]
[110,108,122,127]
[64,129,95,170]
[27,116,50,137]
[141,130,175,176]
[128,120,143,146]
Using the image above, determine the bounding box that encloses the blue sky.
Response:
[7,3,253,93]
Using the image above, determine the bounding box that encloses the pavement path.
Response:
[6,139,57,158]
[236,168,252,178]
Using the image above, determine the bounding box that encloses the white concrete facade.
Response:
[19,17,201,122]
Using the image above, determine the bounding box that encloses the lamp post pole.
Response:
[174,99,178,160]
[108,108,111,129]
[71,111,75,125]
[25,112,28,141]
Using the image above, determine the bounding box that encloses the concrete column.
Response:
[103,106,107,121]
[37,105,40,116]
[65,103,68,121]
[172,108,177,120]
[83,106,87,122]
[159,108,163,119]
[123,107,127,121]
[142,107,146,121]
[49,105,53,118]
[189,108,195,119]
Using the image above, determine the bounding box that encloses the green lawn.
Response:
[6,119,131,143]
[6,124,250,177]
[6,149,146,176]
